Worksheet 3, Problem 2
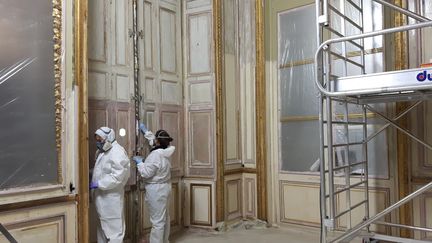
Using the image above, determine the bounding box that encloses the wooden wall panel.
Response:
[88,0,106,62]
[187,13,212,76]
[116,74,130,101]
[184,0,215,180]
[422,195,432,240]
[337,187,390,234]
[189,81,213,105]
[160,109,182,171]
[88,71,108,99]
[226,179,242,220]
[161,81,180,105]
[115,0,129,66]
[191,184,212,226]
[189,111,213,167]
[243,174,257,218]
[0,203,76,243]
[0,217,64,243]
[183,179,215,227]
[115,102,134,155]
[280,181,320,226]
[88,100,110,167]
[143,1,154,70]
[413,186,432,240]
[160,8,177,74]
[186,0,212,10]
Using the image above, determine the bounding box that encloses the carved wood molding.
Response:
[255,0,267,221]
[76,0,89,242]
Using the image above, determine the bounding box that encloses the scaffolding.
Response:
[315,0,432,242]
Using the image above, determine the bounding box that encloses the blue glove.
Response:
[89,181,98,189]
[133,156,144,165]
[139,123,148,134]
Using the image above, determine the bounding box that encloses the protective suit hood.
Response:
[159,146,175,158]
[95,126,116,143]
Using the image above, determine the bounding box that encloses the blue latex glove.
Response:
[139,123,148,134]
[133,156,144,165]
[89,181,98,189]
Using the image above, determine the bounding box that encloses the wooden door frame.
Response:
[76,0,89,242]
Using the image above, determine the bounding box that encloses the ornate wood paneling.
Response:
[160,108,183,172]
[114,0,130,66]
[143,1,154,70]
[190,183,213,226]
[0,203,76,243]
[336,187,390,234]
[189,80,213,105]
[184,0,216,179]
[420,193,432,240]
[226,178,242,220]
[243,174,257,218]
[279,181,320,226]
[88,100,110,167]
[187,0,212,10]
[189,111,213,168]
[88,0,107,62]
[159,8,177,74]
[88,71,109,99]
[161,81,181,105]
[187,12,212,76]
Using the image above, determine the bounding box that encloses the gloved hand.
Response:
[89,181,98,189]
[133,156,144,165]
[139,123,148,134]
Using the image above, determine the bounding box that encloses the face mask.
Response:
[149,139,155,147]
[96,141,104,152]
[96,141,113,152]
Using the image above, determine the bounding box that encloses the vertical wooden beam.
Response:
[76,0,89,242]
[255,0,267,221]
[214,0,225,222]
[394,0,412,238]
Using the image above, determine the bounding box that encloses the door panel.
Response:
[266,0,395,229]
[138,0,184,237]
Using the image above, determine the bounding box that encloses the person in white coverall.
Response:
[133,124,174,243]
[90,127,130,243]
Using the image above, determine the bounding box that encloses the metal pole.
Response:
[314,21,432,97]
[375,221,432,233]
[366,105,432,151]
[373,0,431,22]
[0,223,17,243]
[366,100,422,142]
[132,0,140,242]
[316,0,327,241]
[332,181,432,242]
[362,105,370,233]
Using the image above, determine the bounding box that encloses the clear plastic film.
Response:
[278,5,320,172]
[0,0,58,190]
[278,2,388,176]
[329,102,389,177]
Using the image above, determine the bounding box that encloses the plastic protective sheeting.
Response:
[278,5,320,172]
[0,0,58,190]
[278,2,388,177]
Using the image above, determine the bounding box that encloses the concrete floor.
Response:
[171,224,321,243]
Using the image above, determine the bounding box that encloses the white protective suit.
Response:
[137,145,175,243]
[92,127,130,243]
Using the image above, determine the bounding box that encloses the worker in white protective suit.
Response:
[133,124,175,243]
[91,127,130,243]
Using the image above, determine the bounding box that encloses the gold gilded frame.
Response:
[75,0,89,242]
[53,0,63,183]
